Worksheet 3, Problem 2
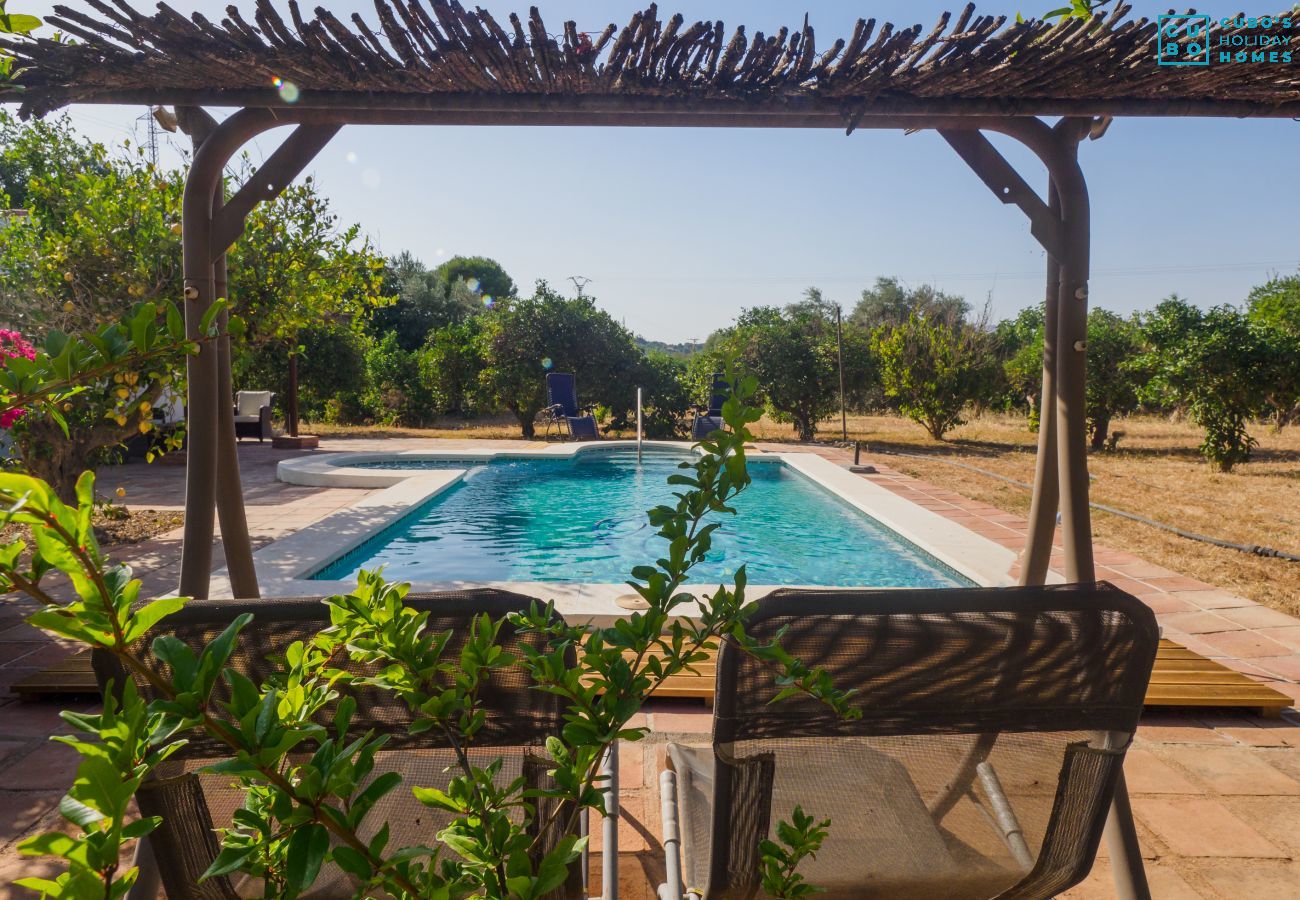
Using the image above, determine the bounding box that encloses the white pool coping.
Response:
[214,441,1038,621]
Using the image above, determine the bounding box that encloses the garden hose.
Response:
[861,444,1300,564]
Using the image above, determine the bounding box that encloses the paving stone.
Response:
[1216,726,1296,748]
[1133,798,1286,857]
[1122,747,1202,794]
[0,790,61,843]
[1060,861,1206,899]
[1160,745,1300,795]
[1161,610,1243,635]
[0,741,79,791]
[1171,589,1258,611]
[1193,860,1300,900]
[1197,630,1294,659]
[1256,625,1300,651]
[1215,606,1300,630]
[1224,797,1300,855]
[1136,715,1231,744]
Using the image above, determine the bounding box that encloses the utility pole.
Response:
[836,304,847,443]
[568,275,592,298]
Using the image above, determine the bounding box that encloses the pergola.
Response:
[5,2,1300,896]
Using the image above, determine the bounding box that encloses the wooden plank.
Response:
[13,639,1292,717]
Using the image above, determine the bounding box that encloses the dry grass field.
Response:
[312,413,1300,618]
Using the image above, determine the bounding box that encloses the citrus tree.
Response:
[1136,304,1269,471]
[0,115,192,496]
[873,312,992,440]
[708,302,873,442]
[476,282,642,437]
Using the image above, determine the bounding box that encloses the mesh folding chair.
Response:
[658,582,1159,900]
[95,589,586,900]
[690,374,728,441]
[544,372,598,439]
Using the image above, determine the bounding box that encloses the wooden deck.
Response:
[592,638,1293,716]
[13,639,1293,716]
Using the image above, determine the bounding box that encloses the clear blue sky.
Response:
[21,1,1300,341]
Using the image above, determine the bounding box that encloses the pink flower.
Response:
[0,330,35,428]
[0,330,36,362]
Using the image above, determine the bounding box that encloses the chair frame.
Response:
[542,372,599,440]
[657,582,1159,900]
[232,389,275,442]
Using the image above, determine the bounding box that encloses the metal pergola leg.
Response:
[1019,182,1062,587]
[942,117,1151,900]
[176,108,339,598]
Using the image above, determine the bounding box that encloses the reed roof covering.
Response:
[3,1,1300,120]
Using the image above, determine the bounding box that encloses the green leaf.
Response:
[285,823,329,894]
[58,794,104,829]
[0,13,41,32]
[18,831,78,858]
[200,843,259,881]
[124,596,186,643]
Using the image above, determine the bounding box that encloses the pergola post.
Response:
[943,117,1150,900]
[176,108,339,598]
[1018,182,1061,587]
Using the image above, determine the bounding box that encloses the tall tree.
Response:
[226,165,385,434]
[1136,304,1269,471]
[1082,309,1142,449]
[432,255,516,302]
[371,251,485,351]
[850,276,969,331]
[1245,275,1300,428]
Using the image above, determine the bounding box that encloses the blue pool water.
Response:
[312,450,971,587]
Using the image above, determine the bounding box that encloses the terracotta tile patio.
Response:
[0,439,1297,897]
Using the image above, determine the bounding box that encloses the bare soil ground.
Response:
[765,413,1300,619]
[312,413,1300,618]
[0,507,182,549]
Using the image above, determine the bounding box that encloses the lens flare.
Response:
[345,151,358,164]
[482,295,495,308]
[272,76,300,103]
[466,278,481,293]
[541,357,553,370]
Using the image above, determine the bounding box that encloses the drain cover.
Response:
[615,593,650,610]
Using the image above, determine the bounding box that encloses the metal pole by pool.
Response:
[636,387,643,462]
[601,746,619,900]
[836,304,847,443]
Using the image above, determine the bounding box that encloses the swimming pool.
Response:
[311,449,971,588]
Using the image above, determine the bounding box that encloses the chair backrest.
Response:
[695,582,1158,900]
[705,373,729,416]
[235,390,274,416]
[96,589,580,900]
[546,372,579,417]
